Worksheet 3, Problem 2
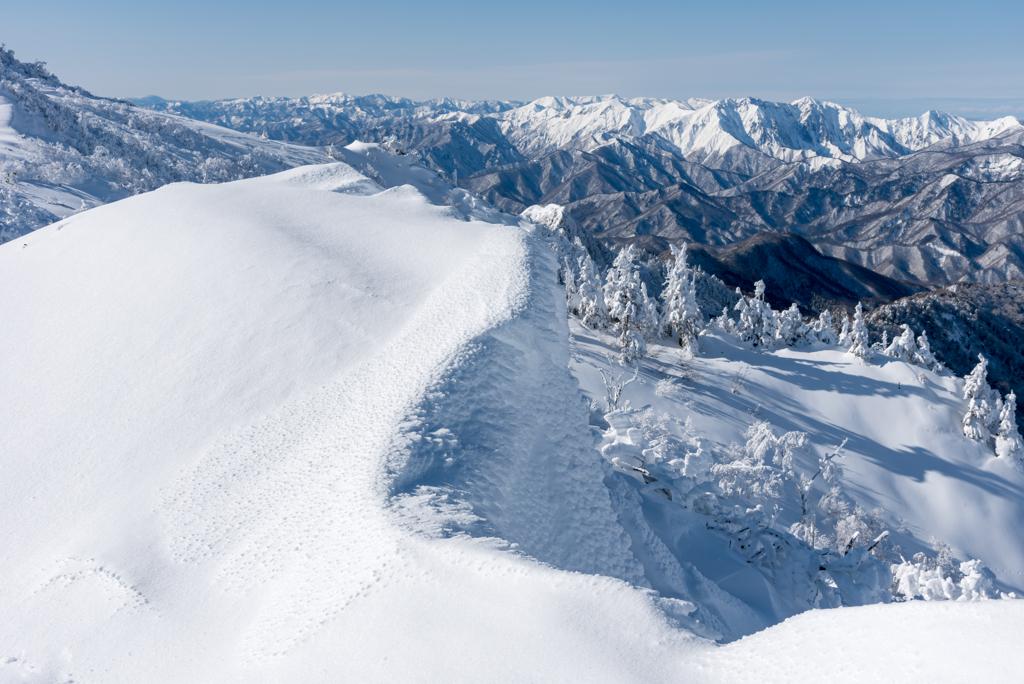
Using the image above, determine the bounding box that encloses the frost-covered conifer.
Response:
[717,305,734,333]
[838,315,851,348]
[575,252,607,329]
[735,280,776,348]
[604,245,650,364]
[812,309,836,345]
[913,331,942,372]
[660,243,704,354]
[995,391,1023,459]
[847,302,871,359]
[775,303,808,346]
[962,354,999,444]
[884,324,917,363]
[562,256,578,310]
[639,282,661,344]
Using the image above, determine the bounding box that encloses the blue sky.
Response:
[6,0,1024,118]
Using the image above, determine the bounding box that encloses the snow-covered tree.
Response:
[775,303,809,346]
[847,302,871,359]
[812,309,836,345]
[604,245,655,364]
[884,324,917,363]
[660,243,704,354]
[639,282,661,344]
[789,440,846,548]
[562,257,578,309]
[735,281,776,348]
[962,354,999,444]
[575,252,607,329]
[913,330,942,372]
[837,314,851,348]
[712,420,808,506]
[995,391,1023,459]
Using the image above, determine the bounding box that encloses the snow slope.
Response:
[569,321,1024,599]
[0,149,710,681]
[3,146,1023,681]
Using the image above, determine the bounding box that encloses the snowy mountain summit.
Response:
[3,131,1024,680]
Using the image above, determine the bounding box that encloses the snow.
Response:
[0,152,701,681]
[494,95,1022,164]
[709,600,1024,682]
[570,323,1024,601]
[3,145,1023,680]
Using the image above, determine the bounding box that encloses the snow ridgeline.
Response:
[1,148,734,680]
[0,46,331,243]
[530,203,1024,612]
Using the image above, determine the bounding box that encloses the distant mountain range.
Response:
[139,93,1024,287]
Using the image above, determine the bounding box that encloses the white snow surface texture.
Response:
[2,149,1023,682]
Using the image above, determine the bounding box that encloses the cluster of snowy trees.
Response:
[557,227,1023,460]
[554,227,1021,606]
[564,242,703,364]
[961,354,1023,459]
[722,281,815,349]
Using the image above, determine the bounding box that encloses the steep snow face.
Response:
[0,46,331,243]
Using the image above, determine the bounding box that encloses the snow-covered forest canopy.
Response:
[3,41,1024,683]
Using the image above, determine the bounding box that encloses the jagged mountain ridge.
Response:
[140,93,1024,287]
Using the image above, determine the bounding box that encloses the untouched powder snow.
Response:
[3,149,1023,682]
[0,155,702,681]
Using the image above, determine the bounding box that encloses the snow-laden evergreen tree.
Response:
[660,243,704,354]
[884,324,917,363]
[812,309,836,345]
[735,281,776,348]
[562,256,579,312]
[603,244,653,364]
[962,354,1000,445]
[913,330,942,372]
[575,252,607,329]
[639,282,661,344]
[838,314,851,347]
[847,302,871,359]
[717,305,735,333]
[872,330,889,354]
[995,391,1023,459]
[775,303,808,346]
[712,420,808,506]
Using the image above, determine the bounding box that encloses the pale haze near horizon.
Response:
[5,0,1024,120]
